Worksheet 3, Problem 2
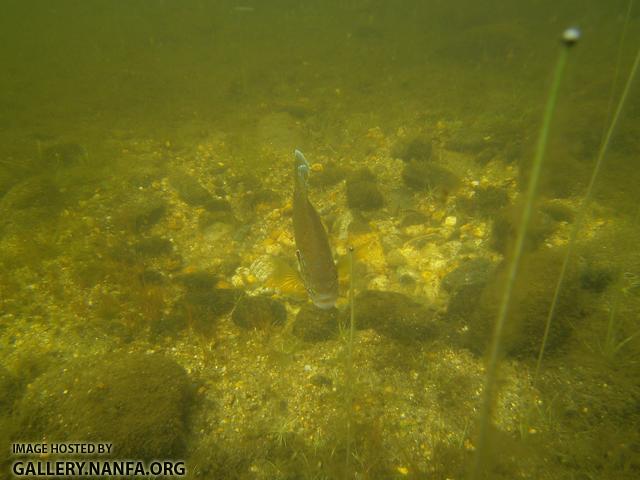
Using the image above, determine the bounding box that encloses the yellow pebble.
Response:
[397,466,409,475]
[310,163,324,173]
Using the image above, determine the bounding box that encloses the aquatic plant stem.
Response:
[345,246,356,475]
[470,36,574,480]
[535,43,640,380]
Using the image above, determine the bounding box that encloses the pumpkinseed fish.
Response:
[292,149,338,309]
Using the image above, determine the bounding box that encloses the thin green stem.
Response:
[470,41,572,480]
[535,43,640,380]
[345,245,356,476]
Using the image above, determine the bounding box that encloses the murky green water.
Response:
[1,1,639,479]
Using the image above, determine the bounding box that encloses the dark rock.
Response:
[348,212,373,235]
[0,177,65,235]
[310,161,347,188]
[580,265,614,293]
[393,137,433,163]
[229,172,262,191]
[352,290,438,342]
[458,186,509,217]
[134,236,173,257]
[138,269,166,285]
[540,201,575,223]
[219,254,242,277]
[402,161,460,192]
[465,248,585,358]
[131,198,166,233]
[203,198,232,213]
[199,209,237,228]
[521,152,587,199]
[442,258,496,336]
[399,211,429,228]
[442,257,495,293]
[150,312,187,338]
[170,171,214,207]
[446,131,492,154]
[0,366,18,415]
[14,353,193,460]
[348,168,377,183]
[187,288,239,315]
[346,169,384,211]
[177,271,220,291]
[232,295,287,330]
[245,189,280,209]
[0,176,62,210]
[310,374,333,388]
[346,180,384,211]
[292,305,339,342]
[179,288,242,334]
[491,204,555,254]
[41,142,86,168]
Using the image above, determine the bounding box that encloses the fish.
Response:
[292,149,339,309]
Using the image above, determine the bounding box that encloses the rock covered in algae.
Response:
[232,295,287,330]
[346,168,384,211]
[174,271,243,333]
[457,185,510,218]
[14,353,193,460]
[465,248,586,358]
[292,304,339,342]
[169,170,229,212]
[41,142,87,168]
[490,203,556,254]
[402,160,460,192]
[393,136,433,163]
[309,160,347,188]
[350,290,439,342]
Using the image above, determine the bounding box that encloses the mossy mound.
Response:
[177,287,243,334]
[393,137,433,163]
[402,161,460,193]
[114,194,166,233]
[41,142,87,169]
[0,365,19,415]
[310,161,347,188]
[292,305,339,342]
[350,290,439,342]
[490,203,556,254]
[457,186,510,218]
[14,353,193,460]
[0,177,65,232]
[170,171,215,207]
[133,236,174,257]
[346,168,384,211]
[465,248,586,358]
[232,295,287,330]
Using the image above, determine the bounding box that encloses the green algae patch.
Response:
[232,295,286,330]
[13,353,193,460]
[351,290,440,343]
[292,304,339,342]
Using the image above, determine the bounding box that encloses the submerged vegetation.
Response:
[1,1,640,479]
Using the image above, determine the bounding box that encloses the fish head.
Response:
[294,149,310,184]
[309,286,339,310]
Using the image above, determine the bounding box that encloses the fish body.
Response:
[292,149,338,309]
